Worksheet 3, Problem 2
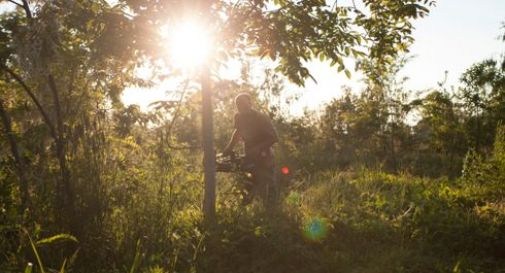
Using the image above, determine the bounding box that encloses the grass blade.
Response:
[24,229,46,273]
[59,258,68,273]
[36,234,78,245]
[128,239,143,273]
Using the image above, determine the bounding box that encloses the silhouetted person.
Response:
[223,93,278,207]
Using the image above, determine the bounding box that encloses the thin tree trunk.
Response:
[47,75,74,225]
[0,99,29,208]
[201,64,216,224]
[390,123,398,172]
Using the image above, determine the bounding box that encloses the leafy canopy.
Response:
[117,0,434,85]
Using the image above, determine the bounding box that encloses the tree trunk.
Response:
[0,99,30,208]
[48,75,75,229]
[201,64,216,224]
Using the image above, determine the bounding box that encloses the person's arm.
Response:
[223,113,242,155]
[223,129,240,155]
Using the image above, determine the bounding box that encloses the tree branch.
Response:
[166,142,200,150]
[6,0,23,8]
[167,79,190,134]
[1,65,58,140]
[164,79,200,151]
[20,0,32,19]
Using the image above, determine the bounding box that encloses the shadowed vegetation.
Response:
[1,1,505,273]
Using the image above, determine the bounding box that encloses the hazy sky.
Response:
[287,0,505,113]
[402,0,504,90]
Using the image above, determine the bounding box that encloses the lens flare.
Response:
[303,217,328,241]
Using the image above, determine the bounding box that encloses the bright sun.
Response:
[161,20,213,69]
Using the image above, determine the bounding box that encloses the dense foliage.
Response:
[1,1,505,273]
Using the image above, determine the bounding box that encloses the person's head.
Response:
[234,93,253,114]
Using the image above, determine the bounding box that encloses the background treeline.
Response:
[1,1,505,273]
[273,56,505,178]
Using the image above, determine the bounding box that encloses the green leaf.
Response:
[354,61,361,72]
[344,69,351,79]
[36,234,78,245]
[336,55,344,66]
[352,49,366,58]
[416,4,430,13]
